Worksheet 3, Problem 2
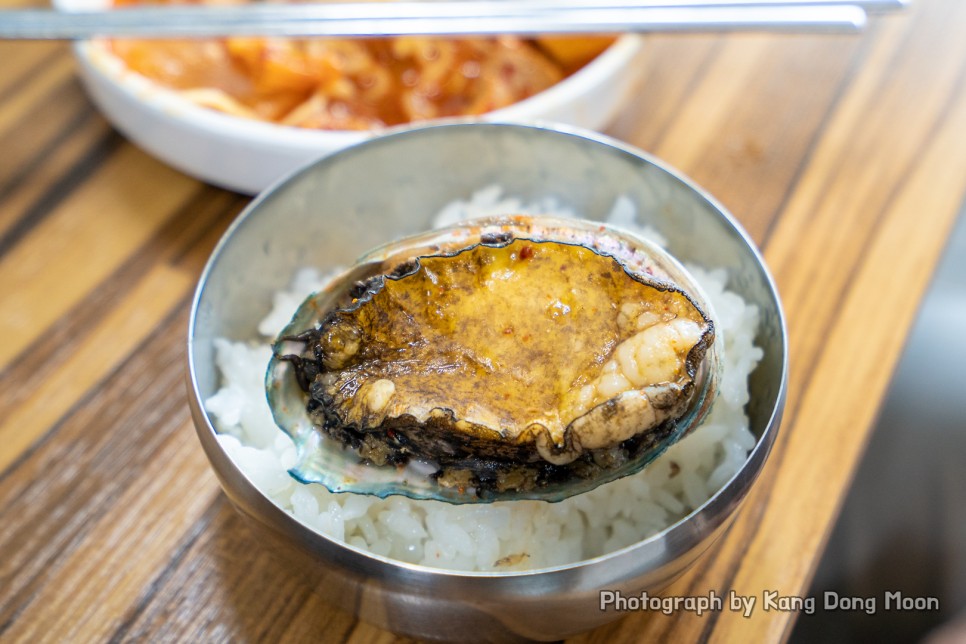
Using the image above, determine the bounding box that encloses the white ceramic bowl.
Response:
[57,0,646,193]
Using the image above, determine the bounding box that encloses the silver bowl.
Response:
[186,122,787,642]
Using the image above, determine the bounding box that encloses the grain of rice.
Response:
[204,187,763,571]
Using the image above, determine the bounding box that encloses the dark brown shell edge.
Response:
[277,234,716,496]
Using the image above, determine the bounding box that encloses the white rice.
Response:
[205,187,763,571]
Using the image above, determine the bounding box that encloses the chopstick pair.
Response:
[0,0,909,40]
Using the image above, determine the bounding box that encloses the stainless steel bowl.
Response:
[186,122,788,642]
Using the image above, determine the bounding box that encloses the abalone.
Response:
[267,216,718,503]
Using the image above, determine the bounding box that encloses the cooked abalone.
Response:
[268,216,717,502]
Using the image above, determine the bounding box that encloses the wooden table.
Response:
[1,1,964,641]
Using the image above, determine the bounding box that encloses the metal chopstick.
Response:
[0,1,907,40]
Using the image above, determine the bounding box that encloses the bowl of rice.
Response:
[56,0,646,194]
[187,122,787,641]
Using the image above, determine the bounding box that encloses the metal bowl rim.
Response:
[186,121,789,579]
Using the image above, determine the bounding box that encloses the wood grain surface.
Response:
[1,0,964,641]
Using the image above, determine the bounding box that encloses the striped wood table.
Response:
[1,0,965,641]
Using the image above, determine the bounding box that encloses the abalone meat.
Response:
[267,216,718,503]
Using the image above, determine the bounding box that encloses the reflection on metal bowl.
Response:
[186,123,787,641]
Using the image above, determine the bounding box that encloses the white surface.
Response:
[56,0,646,193]
[203,194,763,571]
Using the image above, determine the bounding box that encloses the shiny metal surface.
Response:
[0,1,883,39]
[186,123,788,641]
